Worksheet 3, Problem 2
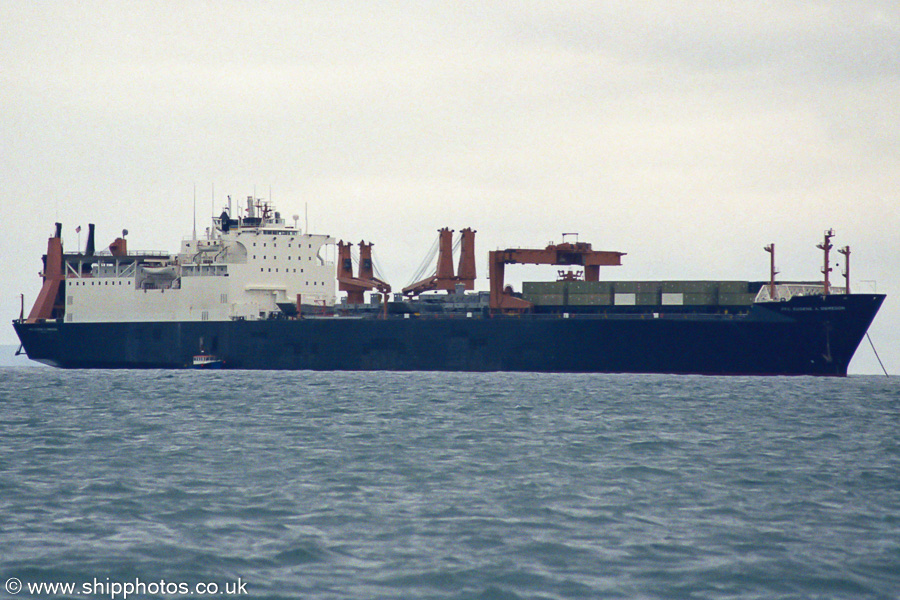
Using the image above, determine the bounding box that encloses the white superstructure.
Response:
[63,198,336,323]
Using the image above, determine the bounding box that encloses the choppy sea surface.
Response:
[0,368,898,600]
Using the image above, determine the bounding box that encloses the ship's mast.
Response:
[838,246,850,294]
[764,243,777,300]
[817,229,834,295]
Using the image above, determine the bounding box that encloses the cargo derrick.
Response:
[26,223,65,323]
[489,241,625,312]
[403,227,477,296]
[456,228,477,290]
[337,240,391,309]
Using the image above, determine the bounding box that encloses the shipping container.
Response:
[718,281,750,294]
[718,293,757,306]
[661,293,684,305]
[660,280,719,294]
[636,292,660,306]
[614,292,637,306]
[611,281,659,294]
[567,294,612,306]
[522,294,565,305]
[524,280,752,303]
[682,293,718,306]
[569,281,610,294]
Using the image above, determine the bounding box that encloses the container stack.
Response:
[522,281,758,307]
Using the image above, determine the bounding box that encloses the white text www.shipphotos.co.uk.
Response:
[9,576,248,598]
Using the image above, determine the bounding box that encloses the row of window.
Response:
[257,268,324,285]
[252,255,313,261]
[69,272,325,286]
[252,241,315,249]
[70,266,319,283]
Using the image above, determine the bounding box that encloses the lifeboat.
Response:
[142,265,178,279]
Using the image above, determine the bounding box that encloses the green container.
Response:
[661,280,719,294]
[718,281,750,294]
[633,283,656,294]
[568,281,608,294]
[525,294,565,305]
[526,279,750,302]
[683,293,718,306]
[567,294,612,306]
[636,292,660,306]
[525,280,616,296]
[611,281,640,293]
[523,282,562,295]
[718,293,756,306]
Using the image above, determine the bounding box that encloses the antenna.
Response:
[192,183,197,242]
[211,183,215,228]
[305,202,308,235]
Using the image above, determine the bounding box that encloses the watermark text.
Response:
[5,576,248,598]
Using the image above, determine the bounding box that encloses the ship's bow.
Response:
[754,293,885,375]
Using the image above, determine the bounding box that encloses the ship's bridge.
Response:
[212,196,300,234]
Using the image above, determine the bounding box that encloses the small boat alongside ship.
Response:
[12,198,884,375]
[192,353,225,369]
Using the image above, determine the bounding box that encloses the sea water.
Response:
[0,369,897,599]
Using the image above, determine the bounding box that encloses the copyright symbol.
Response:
[5,577,22,594]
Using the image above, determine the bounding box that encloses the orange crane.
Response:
[456,227,477,290]
[489,240,625,312]
[337,240,392,306]
[403,227,477,296]
[27,223,65,322]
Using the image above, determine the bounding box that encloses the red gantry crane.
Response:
[489,238,625,312]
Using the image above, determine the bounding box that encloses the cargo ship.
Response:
[12,197,884,375]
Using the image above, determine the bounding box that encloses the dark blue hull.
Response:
[12,294,884,376]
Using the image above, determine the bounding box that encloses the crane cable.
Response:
[349,246,391,285]
[372,252,390,285]
[406,236,439,288]
[866,332,889,376]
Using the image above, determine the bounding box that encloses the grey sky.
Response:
[3,2,898,373]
